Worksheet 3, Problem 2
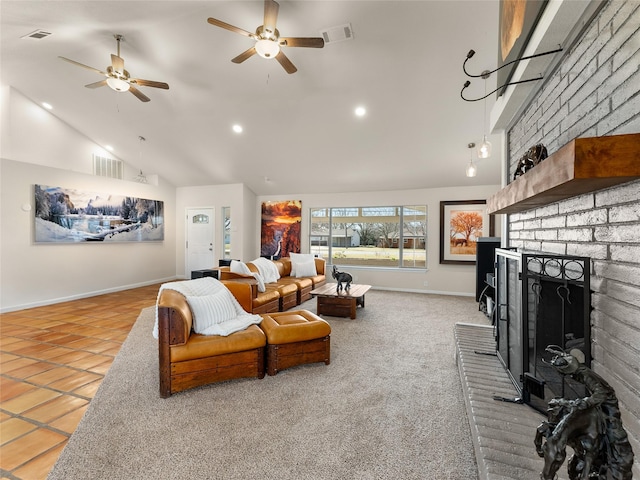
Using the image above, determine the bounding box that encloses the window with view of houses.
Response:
[309,206,427,268]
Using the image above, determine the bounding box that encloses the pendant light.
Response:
[134,136,148,183]
[466,143,477,177]
[477,70,492,159]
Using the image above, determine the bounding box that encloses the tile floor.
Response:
[1,284,161,480]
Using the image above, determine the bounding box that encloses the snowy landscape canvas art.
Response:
[34,185,164,243]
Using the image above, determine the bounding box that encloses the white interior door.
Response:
[186,208,215,276]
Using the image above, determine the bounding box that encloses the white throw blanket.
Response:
[249,257,281,284]
[152,277,262,338]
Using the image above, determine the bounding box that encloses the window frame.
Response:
[309,205,427,270]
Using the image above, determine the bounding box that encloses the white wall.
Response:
[0,88,177,312]
[1,87,139,180]
[175,183,256,276]
[256,186,502,296]
[0,159,177,312]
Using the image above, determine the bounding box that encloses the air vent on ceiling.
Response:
[21,30,53,40]
[93,155,123,180]
[320,23,353,44]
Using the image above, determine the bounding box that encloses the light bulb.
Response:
[106,77,130,92]
[255,39,280,59]
[466,161,477,177]
[477,135,492,159]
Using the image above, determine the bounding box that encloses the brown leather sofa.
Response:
[156,282,266,398]
[157,279,331,397]
[218,257,326,314]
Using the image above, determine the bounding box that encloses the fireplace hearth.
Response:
[495,249,591,413]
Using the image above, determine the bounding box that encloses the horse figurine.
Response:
[535,398,606,480]
[332,265,352,293]
[514,143,548,179]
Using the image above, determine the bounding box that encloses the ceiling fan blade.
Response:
[111,54,125,74]
[129,85,150,102]
[279,37,325,48]
[59,56,107,76]
[232,46,257,64]
[275,50,297,74]
[85,79,108,89]
[263,0,279,33]
[131,78,170,90]
[207,17,255,38]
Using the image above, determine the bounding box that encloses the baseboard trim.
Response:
[1,280,474,313]
[370,286,475,297]
[0,276,178,313]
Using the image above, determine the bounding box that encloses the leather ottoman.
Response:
[259,310,331,376]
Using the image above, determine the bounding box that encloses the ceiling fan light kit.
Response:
[207,0,325,74]
[255,39,280,59]
[59,34,169,102]
[106,76,130,92]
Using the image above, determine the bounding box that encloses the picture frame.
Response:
[497,0,548,96]
[439,200,494,264]
[260,200,302,259]
[34,184,164,243]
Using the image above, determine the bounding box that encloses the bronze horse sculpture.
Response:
[535,398,606,480]
[536,346,634,480]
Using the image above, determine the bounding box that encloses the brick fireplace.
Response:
[491,0,640,476]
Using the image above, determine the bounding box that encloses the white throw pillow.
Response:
[295,258,317,278]
[230,260,252,275]
[188,289,238,333]
[289,253,317,277]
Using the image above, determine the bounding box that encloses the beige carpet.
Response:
[48,290,488,480]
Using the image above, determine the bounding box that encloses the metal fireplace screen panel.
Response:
[522,253,591,413]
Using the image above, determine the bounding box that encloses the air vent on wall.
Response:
[21,30,52,40]
[320,23,353,44]
[93,154,123,180]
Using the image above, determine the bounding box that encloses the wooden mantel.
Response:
[487,133,640,215]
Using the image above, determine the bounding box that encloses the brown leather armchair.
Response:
[156,283,266,398]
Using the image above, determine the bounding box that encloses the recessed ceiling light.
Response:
[355,106,366,117]
[42,102,52,110]
[105,145,114,152]
[232,124,243,133]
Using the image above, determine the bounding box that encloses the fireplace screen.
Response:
[495,250,591,413]
[523,253,591,412]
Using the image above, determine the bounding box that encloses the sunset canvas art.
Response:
[260,200,302,258]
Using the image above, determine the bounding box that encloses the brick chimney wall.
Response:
[505,0,640,473]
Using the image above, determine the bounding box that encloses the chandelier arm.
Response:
[463,46,563,78]
[460,76,543,102]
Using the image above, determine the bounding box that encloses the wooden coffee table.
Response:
[310,284,371,319]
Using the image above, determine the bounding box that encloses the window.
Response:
[310,206,427,268]
[222,207,231,259]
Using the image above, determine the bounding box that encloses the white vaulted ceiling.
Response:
[1,0,504,194]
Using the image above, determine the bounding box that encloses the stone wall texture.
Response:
[506,0,640,475]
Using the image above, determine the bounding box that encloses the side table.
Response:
[191,268,219,280]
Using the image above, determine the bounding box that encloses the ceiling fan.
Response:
[59,34,169,102]
[207,0,324,74]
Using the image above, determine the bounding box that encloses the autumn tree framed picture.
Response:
[439,200,494,264]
